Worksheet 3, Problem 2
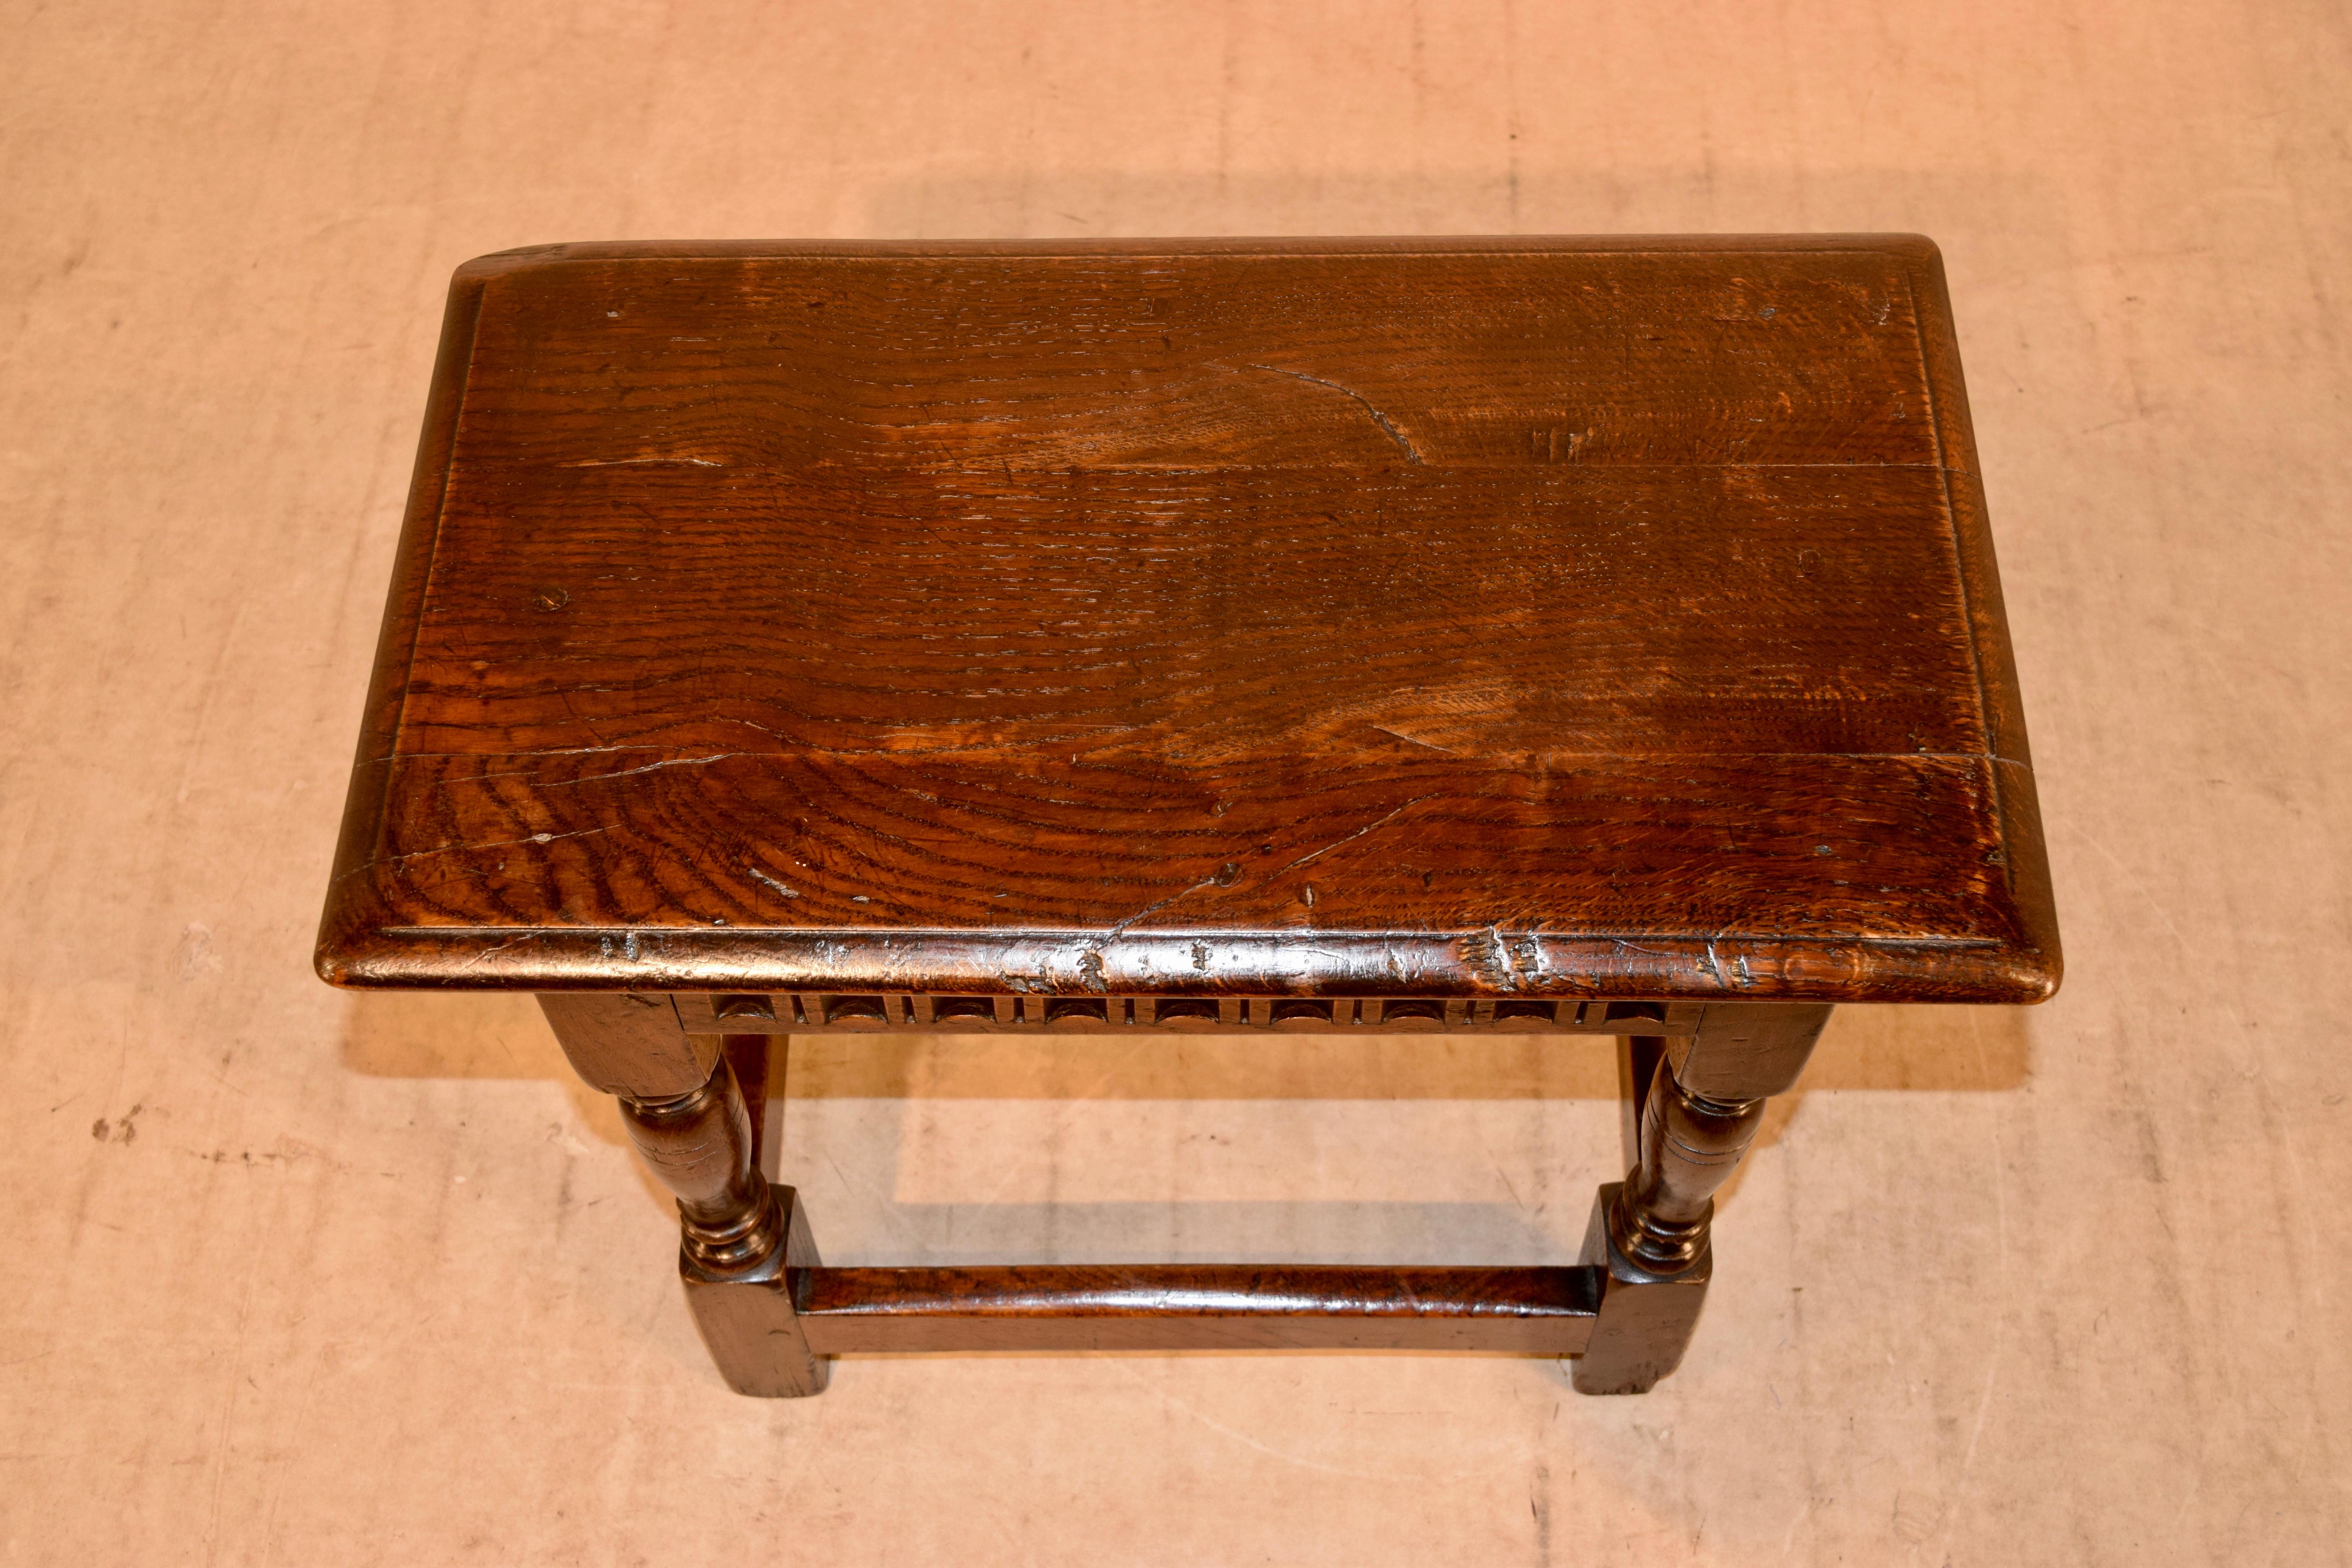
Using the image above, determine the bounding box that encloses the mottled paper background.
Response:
[2,2,2345,1562]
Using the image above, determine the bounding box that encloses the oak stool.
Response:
[317,236,2060,1396]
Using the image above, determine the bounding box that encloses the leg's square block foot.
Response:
[1572,1183,1712,1396]
[682,1185,829,1398]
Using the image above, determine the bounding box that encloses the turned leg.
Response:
[539,994,828,1397]
[1574,1002,1831,1394]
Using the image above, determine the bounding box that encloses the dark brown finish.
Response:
[1574,1005,1828,1388]
[1609,1058,1766,1274]
[617,1050,781,1272]
[602,1033,828,1395]
[1619,1033,1670,1171]
[319,236,2061,1399]
[721,1033,771,1174]
[1573,1183,1715,1396]
[673,991,1706,1034]
[318,235,2058,1007]
[682,1185,828,1397]
[797,1266,1601,1354]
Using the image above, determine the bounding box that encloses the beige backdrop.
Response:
[3,1,2347,1563]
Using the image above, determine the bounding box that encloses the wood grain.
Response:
[446,248,1941,474]
[318,236,2060,1004]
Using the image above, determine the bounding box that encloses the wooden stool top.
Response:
[317,236,2058,1007]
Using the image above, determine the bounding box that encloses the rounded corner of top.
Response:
[1867,231,1945,265]
[2015,946,2065,1005]
[450,242,579,287]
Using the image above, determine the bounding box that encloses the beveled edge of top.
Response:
[317,927,2060,1005]
[447,232,1959,295]
[313,233,2061,1005]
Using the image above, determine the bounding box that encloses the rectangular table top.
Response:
[317,236,2059,1005]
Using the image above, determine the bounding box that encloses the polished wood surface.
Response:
[796,1266,1602,1354]
[316,236,2059,1007]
